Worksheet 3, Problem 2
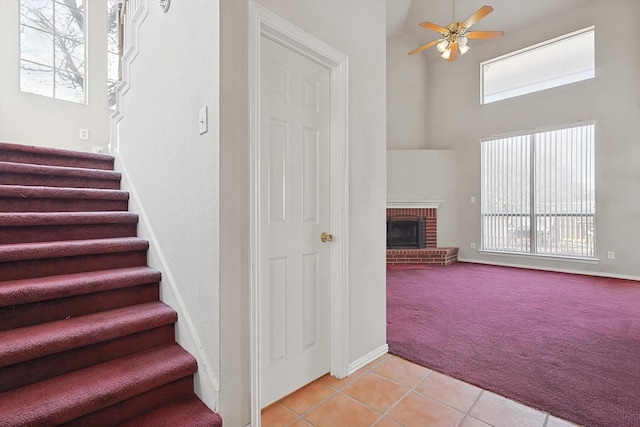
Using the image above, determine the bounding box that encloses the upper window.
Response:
[20,0,86,103]
[481,121,596,259]
[481,27,595,104]
[107,0,122,109]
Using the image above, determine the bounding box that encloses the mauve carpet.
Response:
[386,262,640,427]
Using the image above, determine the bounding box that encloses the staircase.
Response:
[0,142,222,426]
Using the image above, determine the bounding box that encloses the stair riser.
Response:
[1,223,138,244]
[1,251,148,281]
[0,325,175,394]
[0,198,128,212]
[1,172,121,190]
[0,284,159,331]
[61,378,195,427]
[0,150,114,171]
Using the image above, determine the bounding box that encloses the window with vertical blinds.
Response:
[481,121,596,259]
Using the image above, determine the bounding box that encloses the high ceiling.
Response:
[387,0,589,46]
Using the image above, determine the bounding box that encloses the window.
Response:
[481,121,595,259]
[20,0,86,103]
[481,27,595,104]
[107,0,122,109]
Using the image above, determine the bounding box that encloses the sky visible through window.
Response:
[20,0,86,103]
[481,27,595,104]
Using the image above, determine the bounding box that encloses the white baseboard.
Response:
[457,257,640,281]
[347,344,389,375]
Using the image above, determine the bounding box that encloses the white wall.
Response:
[386,33,430,149]
[113,0,221,412]
[220,0,388,424]
[387,150,458,246]
[219,0,251,425]
[390,0,640,278]
[0,0,110,151]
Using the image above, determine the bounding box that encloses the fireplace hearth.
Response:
[386,204,458,265]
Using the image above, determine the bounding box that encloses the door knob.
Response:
[320,232,334,243]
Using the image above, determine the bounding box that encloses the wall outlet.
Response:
[607,251,615,260]
[79,128,89,140]
[470,242,476,249]
[470,196,476,203]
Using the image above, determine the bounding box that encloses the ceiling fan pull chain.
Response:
[452,0,456,22]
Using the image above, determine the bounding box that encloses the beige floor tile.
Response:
[281,379,336,415]
[459,415,492,427]
[546,415,582,427]
[469,391,547,427]
[373,416,403,427]
[289,419,312,427]
[387,391,464,427]
[319,368,366,390]
[303,393,381,427]
[364,353,391,371]
[415,371,482,412]
[343,372,409,413]
[372,355,431,388]
[261,402,299,427]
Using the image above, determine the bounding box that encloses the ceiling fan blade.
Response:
[419,21,448,34]
[448,42,459,62]
[466,30,504,39]
[461,5,494,29]
[408,39,440,55]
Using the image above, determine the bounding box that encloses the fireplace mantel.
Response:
[387,200,443,209]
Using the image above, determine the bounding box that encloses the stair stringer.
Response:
[111,151,220,412]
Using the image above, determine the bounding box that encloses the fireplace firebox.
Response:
[387,216,426,249]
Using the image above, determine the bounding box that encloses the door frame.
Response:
[248,1,350,424]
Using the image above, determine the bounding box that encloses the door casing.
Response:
[248,2,350,425]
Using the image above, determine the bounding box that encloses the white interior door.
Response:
[259,36,332,408]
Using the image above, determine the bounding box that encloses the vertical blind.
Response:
[481,121,595,258]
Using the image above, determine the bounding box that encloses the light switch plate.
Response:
[199,106,208,135]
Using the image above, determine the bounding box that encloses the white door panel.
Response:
[260,36,332,407]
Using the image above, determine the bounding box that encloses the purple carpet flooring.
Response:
[386,262,640,427]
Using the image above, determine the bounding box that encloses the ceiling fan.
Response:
[409,0,504,62]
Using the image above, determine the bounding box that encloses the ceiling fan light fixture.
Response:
[409,3,502,61]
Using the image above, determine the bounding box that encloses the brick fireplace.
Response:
[387,202,458,266]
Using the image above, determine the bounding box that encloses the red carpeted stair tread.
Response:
[0,141,115,170]
[0,184,128,200]
[0,161,121,189]
[0,237,148,262]
[120,395,223,427]
[0,266,161,307]
[0,212,139,244]
[0,211,138,226]
[0,301,177,367]
[0,343,197,427]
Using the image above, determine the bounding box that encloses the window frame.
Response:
[480,120,597,261]
[480,26,595,105]
[19,0,87,104]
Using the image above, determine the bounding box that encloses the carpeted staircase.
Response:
[0,142,223,426]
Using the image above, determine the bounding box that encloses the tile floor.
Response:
[261,354,580,427]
